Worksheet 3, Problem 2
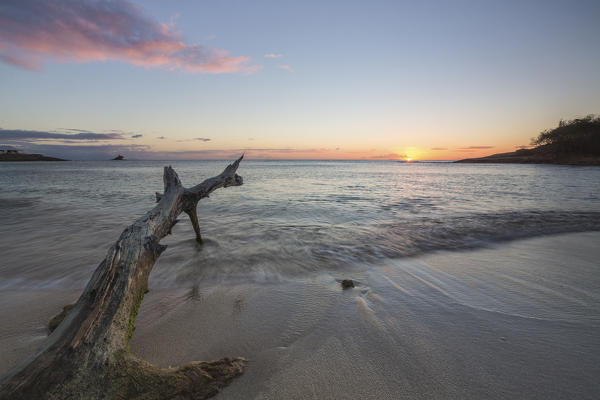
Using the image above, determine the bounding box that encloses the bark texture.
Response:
[0,157,246,399]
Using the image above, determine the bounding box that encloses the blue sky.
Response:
[1,0,599,160]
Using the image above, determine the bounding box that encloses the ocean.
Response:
[1,160,600,399]
[0,160,599,289]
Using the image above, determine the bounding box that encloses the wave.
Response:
[1,209,599,290]
[372,210,600,258]
[145,210,600,287]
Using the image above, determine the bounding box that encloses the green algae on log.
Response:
[0,156,246,399]
[47,304,75,334]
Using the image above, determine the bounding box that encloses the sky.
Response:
[1,0,599,160]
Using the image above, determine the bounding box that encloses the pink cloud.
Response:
[457,146,494,150]
[0,0,258,74]
[264,53,283,58]
[278,64,294,72]
[0,51,41,71]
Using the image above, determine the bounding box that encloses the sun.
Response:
[393,147,422,161]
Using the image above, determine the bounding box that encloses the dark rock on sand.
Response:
[341,279,355,289]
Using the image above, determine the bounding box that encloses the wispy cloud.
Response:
[3,143,316,160]
[0,52,39,71]
[0,0,258,74]
[264,53,283,58]
[278,64,293,72]
[0,128,124,141]
[369,153,406,160]
[131,134,143,138]
[431,147,448,150]
[62,128,94,133]
[457,146,494,150]
[175,137,211,142]
[4,142,149,160]
[1,133,411,160]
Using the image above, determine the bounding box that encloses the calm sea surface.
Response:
[1,160,599,289]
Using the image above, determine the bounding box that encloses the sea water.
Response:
[2,160,600,399]
[0,160,599,289]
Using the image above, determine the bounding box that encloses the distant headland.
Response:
[0,147,66,162]
[456,115,600,165]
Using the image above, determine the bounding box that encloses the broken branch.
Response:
[0,156,245,399]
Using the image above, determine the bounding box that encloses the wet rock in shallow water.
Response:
[341,279,355,289]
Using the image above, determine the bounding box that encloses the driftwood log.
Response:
[0,157,246,399]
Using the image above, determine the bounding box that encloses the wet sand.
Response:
[2,232,599,399]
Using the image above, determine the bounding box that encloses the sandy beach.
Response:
[2,231,598,399]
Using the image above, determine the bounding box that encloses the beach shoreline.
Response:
[2,231,599,399]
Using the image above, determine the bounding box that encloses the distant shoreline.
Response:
[0,153,67,162]
[457,116,600,165]
[455,148,600,166]
[0,154,598,164]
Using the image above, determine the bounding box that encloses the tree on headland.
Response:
[531,115,600,155]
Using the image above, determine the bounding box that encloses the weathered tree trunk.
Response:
[0,157,246,399]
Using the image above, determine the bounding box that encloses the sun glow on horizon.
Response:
[396,147,422,162]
